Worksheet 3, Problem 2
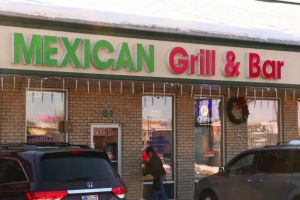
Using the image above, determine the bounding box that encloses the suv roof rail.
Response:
[0,142,91,150]
[27,142,90,149]
[263,140,300,148]
[0,143,29,150]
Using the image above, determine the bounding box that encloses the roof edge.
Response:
[0,12,299,51]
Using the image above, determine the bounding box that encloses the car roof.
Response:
[0,143,107,157]
[239,144,300,155]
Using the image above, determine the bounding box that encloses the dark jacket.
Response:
[143,153,166,190]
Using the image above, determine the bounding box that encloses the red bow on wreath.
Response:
[236,97,245,107]
[226,96,249,124]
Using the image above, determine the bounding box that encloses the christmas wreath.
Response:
[226,96,249,124]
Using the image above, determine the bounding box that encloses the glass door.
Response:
[194,98,223,179]
[90,123,122,175]
[142,96,174,199]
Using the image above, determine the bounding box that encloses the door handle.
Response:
[247,177,263,183]
[253,177,263,182]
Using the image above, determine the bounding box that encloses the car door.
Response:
[0,157,29,200]
[291,149,300,200]
[250,149,294,200]
[212,151,260,200]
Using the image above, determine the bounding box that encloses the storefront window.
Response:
[247,99,279,149]
[26,91,66,143]
[142,96,174,180]
[194,98,222,179]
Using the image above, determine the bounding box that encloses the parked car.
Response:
[195,141,300,200]
[0,142,126,200]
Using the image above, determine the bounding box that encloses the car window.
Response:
[227,153,256,175]
[39,153,117,181]
[257,150,292,174]
[292,150,300,173]
[0,158,27,183]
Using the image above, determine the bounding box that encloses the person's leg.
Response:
[152,189,160,200]
[159,176,168,200]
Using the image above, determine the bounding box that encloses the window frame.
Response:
[142,95,175,183]
[90,123,122,176]
[0,157,29,184]
[25,89,68,143]
[246,98,282,148]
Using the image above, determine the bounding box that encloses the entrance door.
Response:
[194,98,223,179]
[90,123,122,175]
[142,96,175,200]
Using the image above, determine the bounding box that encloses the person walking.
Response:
[143,146,168,200]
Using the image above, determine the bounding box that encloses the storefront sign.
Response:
[27,135,55,143]
[0,25,299,85]
[168,48,284,80]
[93,128,117,137]
[12,33,154,72]
[247,53,284,79]
[168,47,216,76]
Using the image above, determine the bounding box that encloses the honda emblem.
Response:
[87,182,94,188]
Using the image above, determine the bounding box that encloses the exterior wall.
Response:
[1,79,300,200]
[0,80,143,199]
[0,86,26,143]
[224,95,248,162]
[68,88,143,200]
[282,99,298,142]
[176,95,195,200]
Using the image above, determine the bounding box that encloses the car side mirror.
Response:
[219,166,225,173]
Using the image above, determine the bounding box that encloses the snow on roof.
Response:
[1,0,300,45]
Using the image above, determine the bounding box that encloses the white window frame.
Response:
[90,123,122,176]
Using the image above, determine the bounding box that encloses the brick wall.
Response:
[282,99,298,142]
[0,87,26,143]
[224,96,249,162]
[68,88,143,200]
[176,95,195,200]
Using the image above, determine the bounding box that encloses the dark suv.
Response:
[0,143,126,200]
[195,142,300,200]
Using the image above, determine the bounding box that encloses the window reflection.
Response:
[26,91,66,143]
[247,100,279,149]
[142,96,173,181]
[194,98,222,179]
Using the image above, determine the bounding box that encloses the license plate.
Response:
[81,195,99,200]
